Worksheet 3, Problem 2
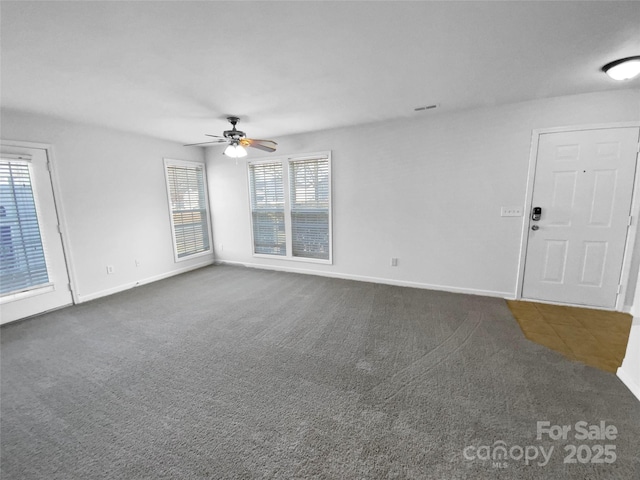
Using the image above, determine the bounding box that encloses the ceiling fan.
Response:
[184,116,277,158]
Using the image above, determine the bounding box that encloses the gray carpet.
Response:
[1,265,639,479]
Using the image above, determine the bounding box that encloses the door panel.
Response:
[522,127,639,308]
[550,171,577,225]
[0,144,72,323]
[579,241,606,286]
[541,240,568,283]
[589,170,616,226]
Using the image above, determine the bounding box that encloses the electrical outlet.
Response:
[391,257,398,267]
[106,265,114,274]
[501,206,523,217]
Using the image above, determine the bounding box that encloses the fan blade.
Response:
[241,138,278,152]
[205,134,227,139]
[183,140,228,147]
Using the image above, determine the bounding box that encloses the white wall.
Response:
[618,237,640,401]
[208,89,640,300]
[619,316,640,401]
[1,109,212,303]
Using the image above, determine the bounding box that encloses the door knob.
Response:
[531,225,539,231]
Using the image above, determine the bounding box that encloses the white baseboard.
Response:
[216,260,511,299]
[76,260,214,303]
[617,364,640,402]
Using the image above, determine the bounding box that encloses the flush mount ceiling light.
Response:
[602,56,640,81]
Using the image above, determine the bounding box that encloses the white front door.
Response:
[0,143,73,323]
[522,127,639,309]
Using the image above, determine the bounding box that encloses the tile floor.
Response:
[506,300,632,373]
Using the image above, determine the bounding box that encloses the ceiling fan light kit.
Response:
[184,116,277,157]
[602,56,640,81]
[224,141,247,158]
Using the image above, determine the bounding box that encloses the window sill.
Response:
[0,283,55,304]
[252,253,333,265]
[174,249,214,263]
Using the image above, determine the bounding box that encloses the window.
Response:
[248,152,331,263]
[164,159,212,261]
[248,161,286,255]
[0,159,50,295]
[289,157,330,259]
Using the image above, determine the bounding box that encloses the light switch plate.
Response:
[501,206,523,217]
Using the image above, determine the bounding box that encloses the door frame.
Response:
[515,122,640,312]
[0,139,79,306]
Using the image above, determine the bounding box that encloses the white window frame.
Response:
[247,151,332,265]
[0,154,54,300]
[163,158,213,263]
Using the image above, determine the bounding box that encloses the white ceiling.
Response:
[2,1,639,145]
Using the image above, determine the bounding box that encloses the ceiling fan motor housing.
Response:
[223,129,245,139]
[224,116,245,139]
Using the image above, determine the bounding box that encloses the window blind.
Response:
[249,162,286,255]
[289,157,330,260]
[0,160,50,295]
[165,162,211,259]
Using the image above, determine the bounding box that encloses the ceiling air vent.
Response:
[414,104,439,112]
